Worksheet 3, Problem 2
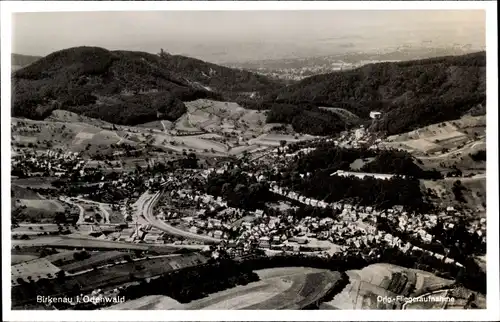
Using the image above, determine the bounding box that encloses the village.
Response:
[10,118,487,311]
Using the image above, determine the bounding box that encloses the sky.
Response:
[12,10,486,63]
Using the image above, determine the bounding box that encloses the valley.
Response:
[9,47,488,312]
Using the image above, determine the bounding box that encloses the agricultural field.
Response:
[11,185,42,200]
[104,295,183,310]
[43,250,81,266]
[248,133,316,147]
[58,251,130,273]
[12,177,58,190]
[11,258,62,285]
[12,253,209,307]
[185,99,267,133]
[417,140,486,172]
[12,98,314,162]
[319,107,361,124]
[11,117,112,153]
[137,120,173,131]
[11,254,39,265]
[46,110,112,128]
[107,267,342,310]
[11,185,72,224]
[383,115,485,156]
[183,267,342,310]
[12,224,62,237]
[11,235,179,253]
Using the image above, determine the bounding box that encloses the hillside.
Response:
[158,51,283,99]
[12,46,281,126]
[257,52,486,136]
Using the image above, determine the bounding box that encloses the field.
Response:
[12,177,57,190]
[11,185,42,200]
[137,120,173,131]
[43,250,80,266]
[417,140,486,172]
[12,224,62,237]
[383,115,485,156]
[11,258,62,285]
[12,99,317,162]
[17,200,65,213]
[12,253,209,307]
[11,236,179,253]
[322,263,455,310]
[11,254,39,265]
[183,267,342,310]
[105,267,342,310]
[12,187,70,223]
[104,295,183,310]
[248,133,316,147]
[319,107,361,124]
[47,110,112,128]
[58,251,130,273]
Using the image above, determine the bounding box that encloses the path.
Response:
[72,197,111,224]
[60,197,85,224]
[417,140,485,160]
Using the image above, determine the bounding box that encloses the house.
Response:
[434,253,444,260]
[444,257,455,264]
[331,170,402,180]
[271,236,281,244]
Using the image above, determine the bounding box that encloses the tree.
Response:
[56,270,66,280]
[54,212,67,224]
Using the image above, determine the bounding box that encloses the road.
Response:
[60,197,85,224]
[443,173,486,181]
[64,197,112,224]
[74,197,113,223]
[417,140,485,160]
[139,191,221,244]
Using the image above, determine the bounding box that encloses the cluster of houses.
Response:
[12,149,84,177]
[155,188,246,240]
[467,216,487,240]
[317,126,384,150]
[264,183,469,267]
[330,170,401,180]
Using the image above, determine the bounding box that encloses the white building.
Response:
[331,170,403,180]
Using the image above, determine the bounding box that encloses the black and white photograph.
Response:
[1,1,498,321]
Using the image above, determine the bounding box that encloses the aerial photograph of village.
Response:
[4,6,496,315]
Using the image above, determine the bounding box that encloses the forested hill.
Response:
[157,51,283,99]
[12,46,282,125]
[256,52,486,135]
